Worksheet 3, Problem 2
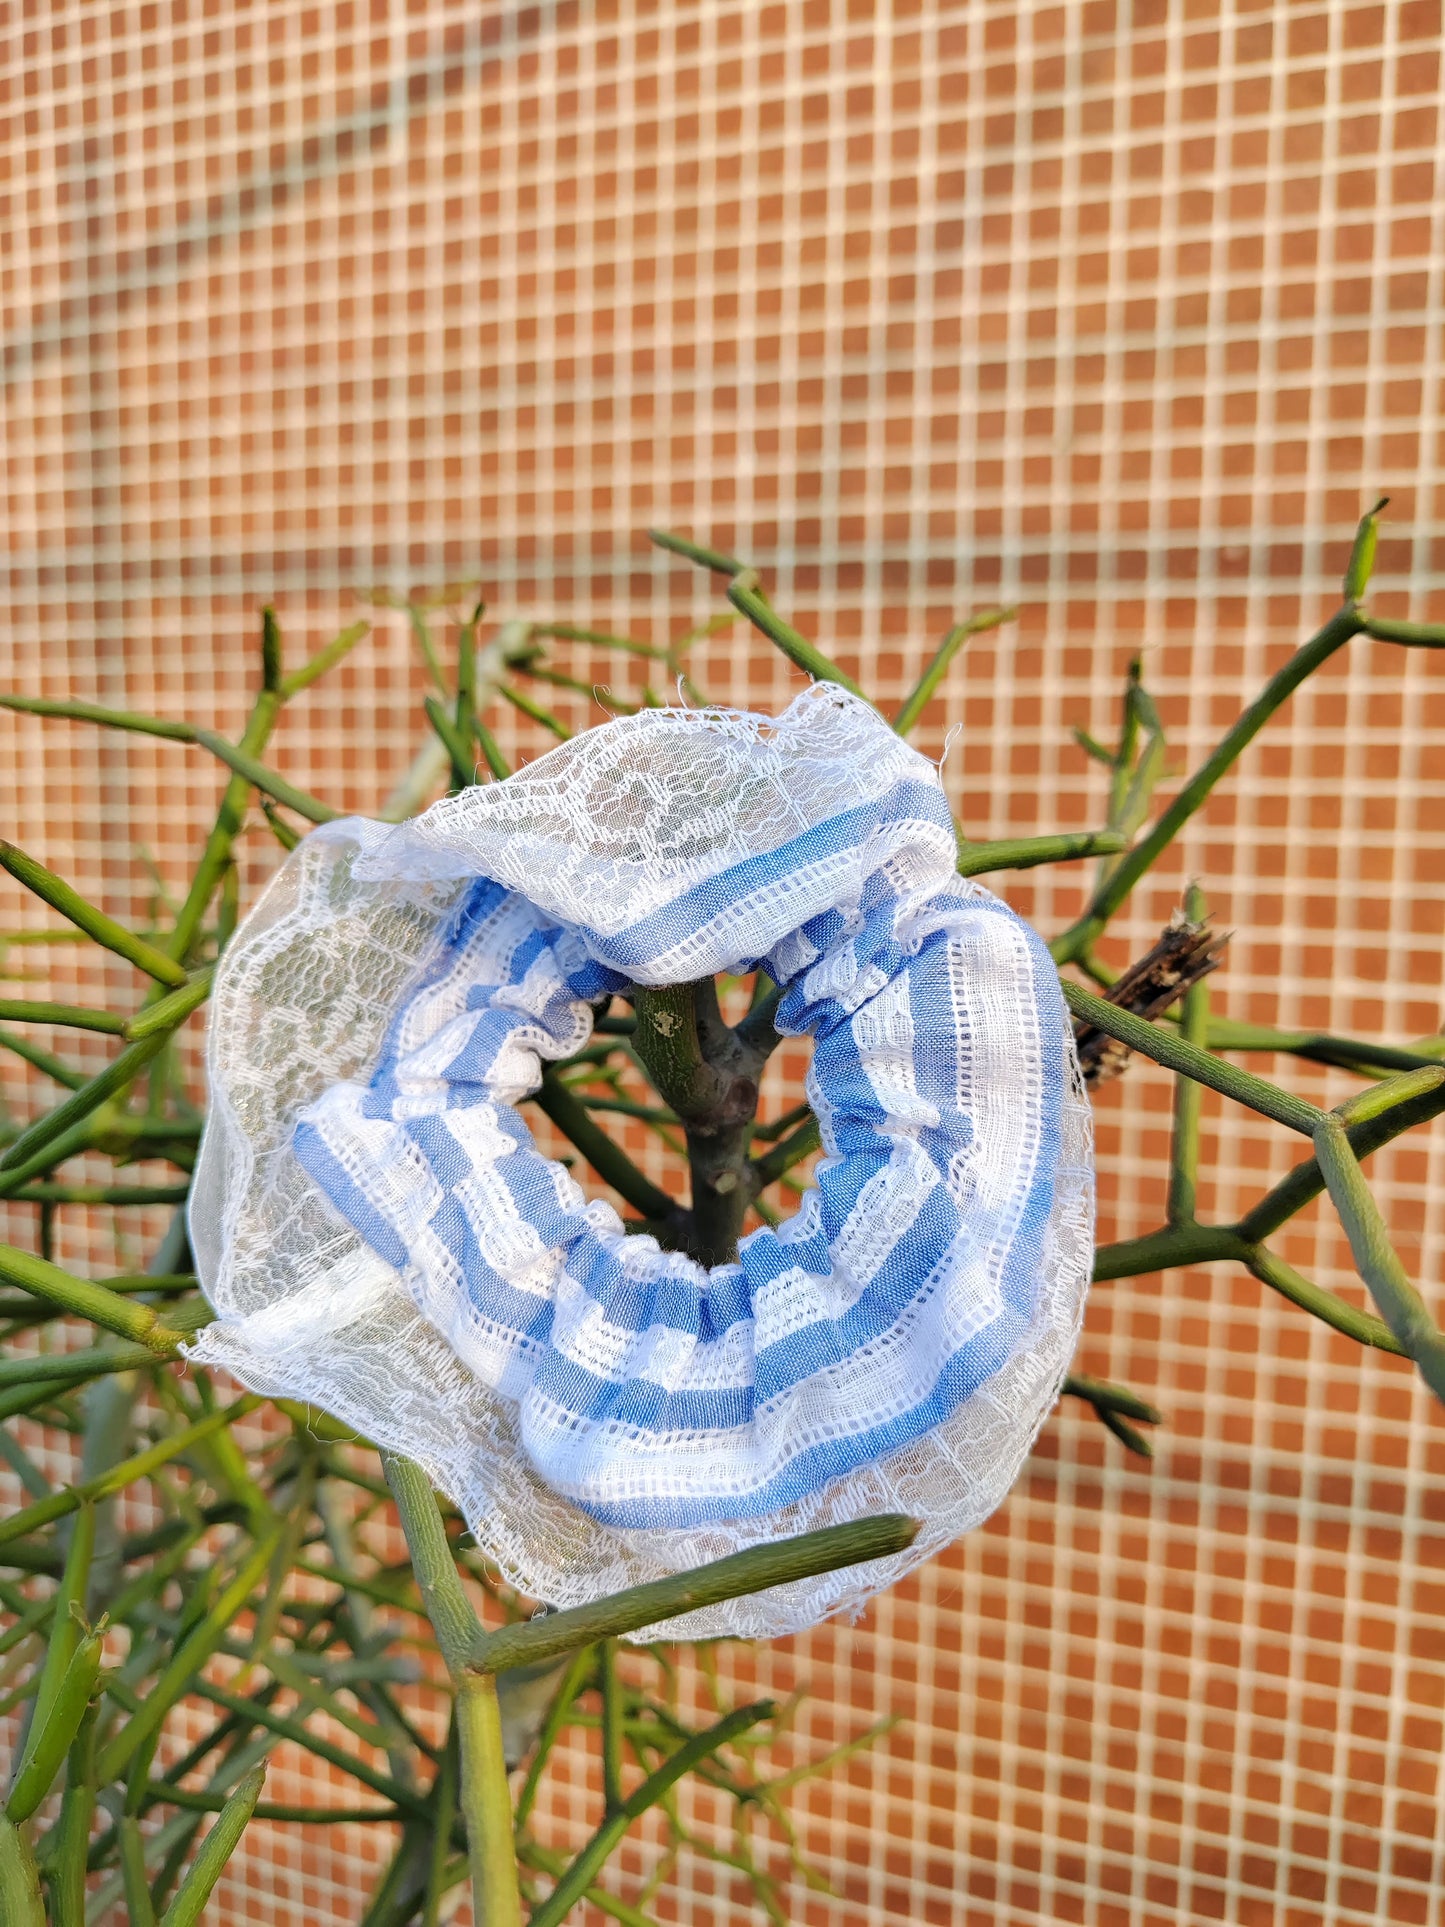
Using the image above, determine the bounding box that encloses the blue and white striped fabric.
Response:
[190,684,1092,1627]
[277,685,1090,1535]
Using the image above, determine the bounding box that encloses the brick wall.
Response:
[2,5,1443,1921]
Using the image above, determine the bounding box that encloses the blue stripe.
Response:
[294,1121,411,1274]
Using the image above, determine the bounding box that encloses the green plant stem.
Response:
[517,1841,659,1927]
[453,1678,521,1927]
[0,693,196,740]
[600,1639,625,1812]
[124,967,213,1040]
[260,606,284,691]
[96,1524,282,1782]
[0,1055,157,1187]
[420,1724,460,1927]
[893,607,1016,734]
[118,1817,159,1925]
[1342,498,1389,601]
[0,1381,81,1428]
[0,1109,201,1170]
[1094,1409,1155,1459]
[473,1514,918,1674]
[759,1714,900,1803]
[1360,613,1445,647]
[521,665,641,714]
[401,601,450,694]
[280,621,371,699]
[0,1594,53,1659]
[647,530,745,576]
[727,570,865,697]
[380,1457,481,1673]
[104,1524,214,1637]
[10,1183,191,1208]
[189,728,340,824]
[1313,1115,1445,1401]
[0,1398,257,1552]
[1061,980,1323,1135]
[753,1114,821,1189]
[1245,1248,1404,1354]
[424,697,477,789]
[0,1272,193,1312]
[9,1503,92,1778]
[1060,1374,1163,1425]
[148,1785,398,1823]
[956,830,1127,876]
[46,1703,97,1927]
[500,684,571,739]
[191,1681,428,1820]
[513,1646,593,1831]
[1092,1221,1403,1352]
[0,1001,125,1034]
[260,798,301,850]
[528,1702,774,1927]
[648,531,866,697]
[1236,1069,1445,1242]
[533,1073,678,1223]
[1092,1223,1248,1279]
[1168,886,1209,1225]
[5,1632,102,1824]
[357,1824,433,1927]
[156,1765,266,1927]
[575,1094,681,1127]
[475,720,512,779]
[0,1244,193,1350]
[243,1450,318,1668]
[0,1029,84,1090]
[531,622,671,661]
[750,1100,812,1144]
[291,1554,426,1619]
[382,1453,522,1927]
[1105,664,1168,850]
[1053,604,1364,961]
[167,681,282,964]
[242,1644,420,1759]
[0,1033,178,1193]
[0,843,189,987]
[140,1779,252,1924]
[1335,1065,1445,1129]
[1196,1015,1445,1074]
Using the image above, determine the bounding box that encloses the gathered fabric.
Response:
[188,685,1093,1636]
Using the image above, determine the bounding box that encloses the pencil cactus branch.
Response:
[382,1453,521,1927]
[894,607,1017,735]
[0,842,187,987]
[1052,601,1366,962]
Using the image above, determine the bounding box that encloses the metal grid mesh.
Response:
[2,2,1444,1921]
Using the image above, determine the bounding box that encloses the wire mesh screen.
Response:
[3,1,1445,1921]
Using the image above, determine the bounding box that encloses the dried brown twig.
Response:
[1074,911,1231,1088]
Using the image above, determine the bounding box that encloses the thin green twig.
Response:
[893,607,1017,734]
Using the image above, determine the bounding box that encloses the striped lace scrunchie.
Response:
[189,685,1093,1637]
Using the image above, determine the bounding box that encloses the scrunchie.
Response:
[189,685,1093,1636]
